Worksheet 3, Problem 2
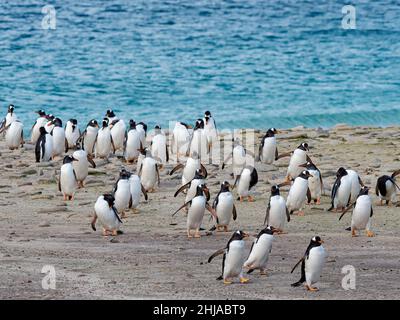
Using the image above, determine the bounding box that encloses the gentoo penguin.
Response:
[170,151,207,186]
[151,125,169,168]
[339,186,374,237]
[31,110,48,144]
[208,230,250,284]
[35,127,53,162]
[81,119,99,156]
[234,166,258,202]
[264,185,290,233]
[1,120,24,150]
[189,119,208,159]
[173,184,217,238]
[300,160,323,204]
[72,144,96,188]
[278,142,311,181]
[284,170,312,216]
[44,114,55,133]
[212,181,237,232]
[50,118,66,159]
[0,104,18,129]
[91,194,123,236]
[136,121,147,147]
[124,120,142,163]
[109,118,126,153]
[243,226,275,275]
[136,147,146,175]
[65,119,80,150]
[171,121,191,161]
[94,118,115,159]
[58,155,78,201]
[259,128,280,164]
[222,138,248,178]
[174,169,206,210]
[129,173,148,213]
[347,169,364,203]
[291,236,326,291]
[113,169,132,218]
[203,111,217,153]
[105,109,118,123]
[375,170,400,205]
[138,149,160,192]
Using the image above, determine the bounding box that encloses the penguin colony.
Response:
[1,104,399,292]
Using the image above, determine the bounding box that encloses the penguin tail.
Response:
[345,227,351,231]
[117,230,124,235]
[291,280,304,287]
[247,269,255,274]
[216,275,223,281]
[209,225,216,232]
[327,205,334,212]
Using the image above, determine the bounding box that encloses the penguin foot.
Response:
[259,270,268,276]
[247,196,254,202]
[351,229,358,237]
[366,230,375,237]
[316,198,321,205]
[111,230,118,236]
[239,196,243,202]
[223,226,228,232]
[239,277,249,284]
[306,285,319,292]
[194,232,201,238]
[297,211,305,216]
[187,230,193,238]
[223,279,232,285]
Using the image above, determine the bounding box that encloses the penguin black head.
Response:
[299,170,312,179]
[129,119,136,129]
[39,126,47,135]
[138,122,148,132]
[119,168,131,179]
[194,169,205,180]
[36,109,46,117]
[194,119,204,130]
[359,186,369,196]
[299,161,316,170]
[46,114,55,121]
[204,111,211,123]
[88,119,98,128]
[298,142,309,151]
[220,180,231,192]
[266,128,278,137]
[154,125,161,134]
[52,117,63,127]
[310,236,324,246]
[103,193,115,207]
[260,225,275,236]
[179,121,191,129]
[102,118,109,128]
[230,230,249,242]
[62,155,77,164]
[271,185,280,196]
[336,167,348,178]
[8,104,14,114]
[105,109,115,118]
[196,184,210,199]
[69,119,78,130]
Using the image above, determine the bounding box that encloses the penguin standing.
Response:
[81,119,99,156]
[222,138,247,178]
[35,127,53,162]
[91,194,123,236]
[129,174,148,213]
[243,226,275,275]
[94,118,115,159]
[259,128,279,164]
[125,120,142,163]
[189,119,208,159]
[212,181,237,232]
[300,160,323,204]
[174,169,206,210]
[278,142,311,181]
[339,186,375,237]
[31,110,48,144]
[58,155,78,201]
[284,170,312,216]
[170,151,207,186]
[264,185,290,233]
[1,120,24,150]
[109,118,126,153]
[72,144,96,188]
[328,167,356,212]
[105,109,118,123]
[203,111,217,153]
[113,169,132,218]
[0,104,18,130]
[347,169,364,203]
[139,149,160,193]
[208,230,250,284]
[234,166,258,202]
[291,236,326,291]
[136,121,147,147]
[151,125,169,168]
[376,170,400,205]
[173,184,217,238]
[50,118,66,159]
[65,119,80,150]
[171,121,191,161]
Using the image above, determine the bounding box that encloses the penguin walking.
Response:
[94,118,116,159]
[58,155,78,200]
[1,120,24,150]
[80,119,99,156]
[283,170,312,216]
[113,169,132,218]
[347,169,364,203]
[65,119,80,150]
[151,125,169,169]
[189,119,208,159]
[208,230,250,284]
[212,181,237,232]
[222,138,249,178]
[171,121,191,161]
[139,149,160,193]
[203,111,217,153]
[300,160,323,205]
[31,110,48,144]
[109,118,126,153]
[291,236,326,291]
[234,166,258,202]
[50,118,66,159]
[0,104,18,131]
[170,151,207,186]
[136,121,147,147]
[243,226,275,275]
[124,120,142,163]
[35,127,53,162]
[91,194,123,236]
[277,142,311,182]
[264,185,290,233]
[259,128,280,164]
[339,186,375,237]
[129,173,148,213]
[375,170,400,205]
[173,184,217,238]
[72,145,96,188]
[174,169,206,210]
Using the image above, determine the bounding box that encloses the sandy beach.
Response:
[0,125,400,300]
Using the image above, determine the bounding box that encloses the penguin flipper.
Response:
[249,167,258,190]
[91,213,97,231]
[291,260,306,287]
[338,204,354,221]
[87,154,96,168]
[389,177,400,191]
[172,200,192,217]
[290,257,304,274]
[200,164,208,178]
[275,147,279,161]
[276,151,292,160]
[370,207,373,218]
[169,163,184,175]
[232,204,237,221]
[247,268,255,274]
[174,181,191,197]
[58,175,61,192]
[141,184,148,200]
[232,175,240,189]
[307,188,312,204]
[207,248,225,263]
[156,164,160,186]
[391,170,400,179]
[112,206,123,224]
[166,144,169,162]
[358,175,364,187]
[286,206,291,222]
[264,202,270,225]
[205,202,218,223]
[110,135,116,154]
[65,138,69,153]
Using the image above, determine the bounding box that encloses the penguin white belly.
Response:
[173,126,190,155]
[52,127,65,157]
[232,146,246,176]
[72,150,89,182]
[84,127,98,155]
[5,113,17,126]
[287,149,306,179]
[42,134,53,161]
[237,169,251,197]
[141,158,157,190]
[261,137,276,164]
[224,241,245,279]
[129,175,142,208]
[190,130,207,158]
[244,234,273,269]
[152,134,167,164]
[137,127,146,146]
[382,180,396,201]
[305,246,326,286]
[60,164,76,196]
[185,179,204,203]
[114,180,131,212]
[182,159,198,185]
[95,129,111,158]
[31,118,47,143]
[347,170,361,203]
[125,130,141,161]
[352,195,372,230]
[286,179,308,212]
[187,196,206,230]
[66,126,79,148]
[204,122,217,144]
[95,198,121,231]
[335,176,352,208]
[111,120,126,151]
[136,154,145,174]
[216,192,234,226]
[269,195,287,230]
[5,121,23,149]
[308,169,321,200]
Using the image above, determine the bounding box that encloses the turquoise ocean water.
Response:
[1,0,400,129]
